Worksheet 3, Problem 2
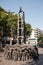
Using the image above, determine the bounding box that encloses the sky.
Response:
[0,0,43,30]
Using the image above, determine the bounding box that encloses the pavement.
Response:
[0,48,43,65]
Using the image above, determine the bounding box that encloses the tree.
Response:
[7,11,18,37]
[0,9,9,36]
[0,7,32,38]
[25,23,32,36]
[38,33,43,43]
[0,7,18,37]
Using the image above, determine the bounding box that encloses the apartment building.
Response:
[30,27,42,38]
[28,28,42,46]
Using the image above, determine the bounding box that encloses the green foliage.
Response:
[7,11,18,37]
[0,7,6,12]
[38,33,43,43]
[0,7,32,37]
[0,7,18,37]
[25,23,32,36]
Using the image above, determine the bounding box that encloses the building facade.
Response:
[27,28,42,46]
[30,28,42,38]
[17,7,25,44]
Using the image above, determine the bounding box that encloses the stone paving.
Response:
[0,48,43,65]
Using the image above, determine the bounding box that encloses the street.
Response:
[0,48,43,65]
